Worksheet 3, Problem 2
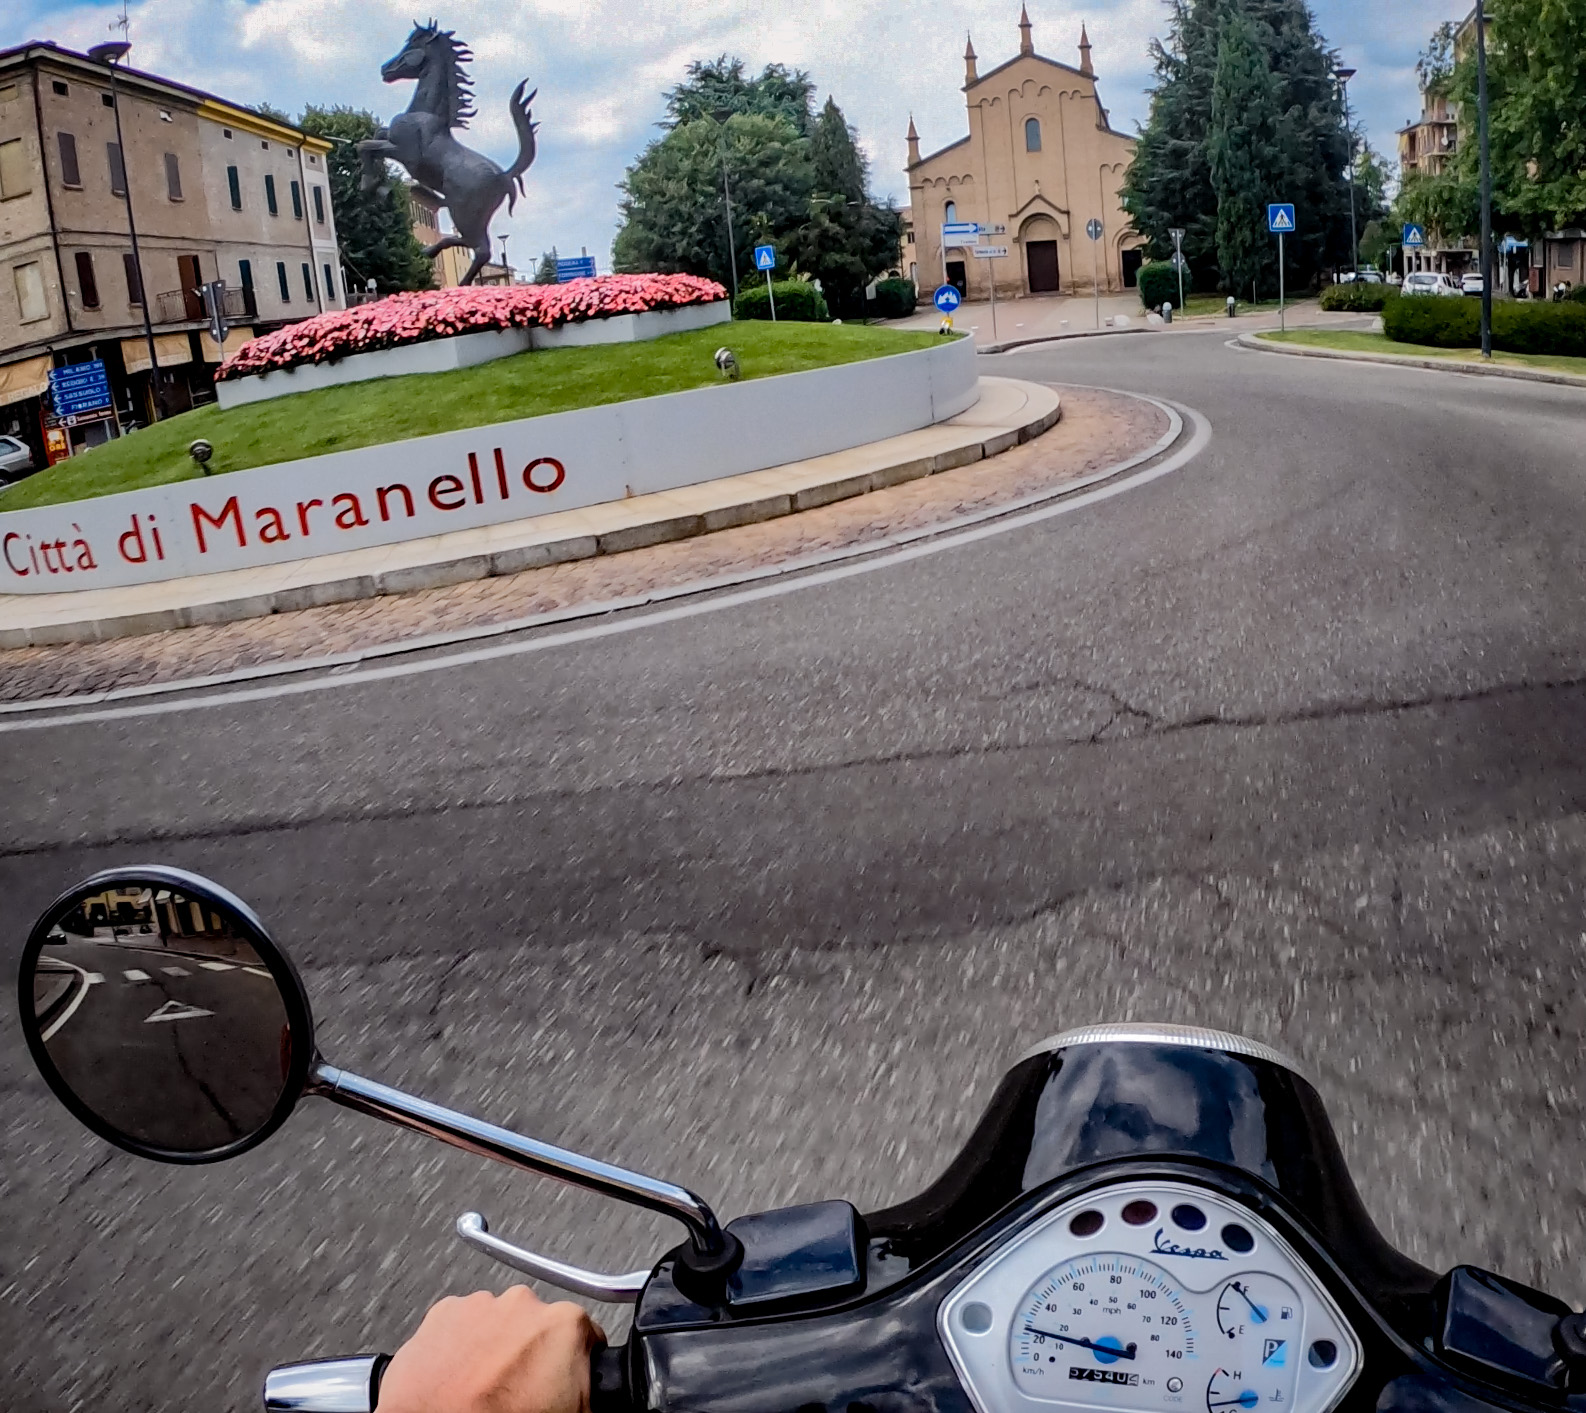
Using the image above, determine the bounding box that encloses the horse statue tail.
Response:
[503,80,538,214]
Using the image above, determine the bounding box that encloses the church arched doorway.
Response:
[1021,215,1061,293]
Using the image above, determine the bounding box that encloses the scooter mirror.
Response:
[17,867,314,1164]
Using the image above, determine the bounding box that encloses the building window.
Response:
[165,152,182,200]
[238,258,253,293]
[945,200,957,224]
[276,260,290,301]
[290,178,302,220]
[107,141,126,196]
[0,137,30,199]
[74,250,100,309]
[307,153,319,167]
[223,127,233,139]
[1559,242,1577,270]
[301,262,314,301]
[51,80,68,97]
[323,262,336,302]
[1025,117,1042,152]
[265,173,278,216]
[101,92,115,108]
[312,185,325,224]
[123,251,143,305]
[57,131,80,187]
[13,261,48,322]
[261,140,269,150]
[227,164,241,209]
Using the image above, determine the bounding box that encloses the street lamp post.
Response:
[89,40,162,421]
[1337,67,1359,276]
[1475,0,1493,360]
[496,232,511,283]
[712,108,740,301]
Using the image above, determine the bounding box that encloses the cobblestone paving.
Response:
[0,387,1166,703]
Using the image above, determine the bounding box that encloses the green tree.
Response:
[533,251,559,285]
[296,106,435,294]
[1358,218,1392,270]
[662,57,816,135]
[1208,10,1283,300]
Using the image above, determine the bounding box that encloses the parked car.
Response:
[1337,269,1385,284]
[1402,271,1463,297]
[1460,272,1487,296]
[0,434,37,483]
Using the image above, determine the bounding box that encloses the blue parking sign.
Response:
[754,244,776,271]
[933,284,962,314]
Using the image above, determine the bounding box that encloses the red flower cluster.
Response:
[217,274,729,381]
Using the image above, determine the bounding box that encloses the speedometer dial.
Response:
[1010,1256,1197,1402]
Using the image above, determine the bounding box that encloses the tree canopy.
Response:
[1122,0,1365,293]
[296,106,435,294]
[613,62,900,314]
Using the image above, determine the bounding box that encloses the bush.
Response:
[1138,261,1184,311]
[1384,293,1586,356]
[872,278,917,319]
[1319,281,1393,312]
[734,280,829,322]
[1567,284,1586,305]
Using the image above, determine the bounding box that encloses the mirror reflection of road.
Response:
[36,937,287,1152]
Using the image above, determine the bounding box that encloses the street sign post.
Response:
[973,243,1008,344]
[1085,217,1105,326]
[1402,224,1426,249]
[1169,227,1186,313]
[753,244,778,321]
[1268,204,1296,332]
[49,361,112,420]
[556,255,597,282]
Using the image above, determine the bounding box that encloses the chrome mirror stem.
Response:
[307,1062,731,1258]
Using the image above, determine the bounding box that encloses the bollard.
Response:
[1227,296,1237,318]
[1161,301,1173,325]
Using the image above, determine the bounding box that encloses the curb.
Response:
[0,387,1062,650]
[978,325,1156,355]
[1238,331,1586,389]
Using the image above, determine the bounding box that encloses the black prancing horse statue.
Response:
[359,22,537,286]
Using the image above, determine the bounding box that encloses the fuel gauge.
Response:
[1215,1275,1298,1344]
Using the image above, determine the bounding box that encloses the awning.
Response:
[121,332,194,374]
[0,354,52,408]
[199,326,255,363]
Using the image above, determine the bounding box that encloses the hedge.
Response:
[1319,282,1393,312]
[734,280,830,322]
[872,278,918,319]
[1383,293,1586,356]
[1138,261,1184,311]
[1568,284,1586,305]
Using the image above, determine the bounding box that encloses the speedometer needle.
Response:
[1023,1327,1138,1361]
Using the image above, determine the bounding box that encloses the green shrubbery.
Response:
[871,278,918,319]
[1567,284,1586,305]
[1137,261,1184,311]
[1319,281,1394,312]
[734,280,830,322]
[1383,293,1586,356]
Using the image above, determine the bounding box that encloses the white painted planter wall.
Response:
[1,337,978,594]
[215,300,733,409]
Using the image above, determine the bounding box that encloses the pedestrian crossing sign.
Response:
[1402,223,1427,248]
[1267,204,1296,233]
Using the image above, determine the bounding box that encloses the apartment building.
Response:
[407,183,510,288]
[0,41,342,464]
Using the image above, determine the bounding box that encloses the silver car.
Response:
[1402,271,1463,297]
[0,434,36,483]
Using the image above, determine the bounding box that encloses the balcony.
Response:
[154,285,254,325]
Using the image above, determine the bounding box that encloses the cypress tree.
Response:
[1208,9,1283,300]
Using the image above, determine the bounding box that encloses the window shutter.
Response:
[165,152,182,200]
[123,252,144,304]
[57,131,80,186]
[301,262,313,301]
[290,179,302,220]
[312,185,325,224]
[227,165,241,209]
[75,250,100,308]
[265,173,278,216]
[107,141,126,195]
[276,261,289,301]
[0,137,31,199]
[323,263,336,302]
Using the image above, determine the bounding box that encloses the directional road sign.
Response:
[942,221,980,244]
[933,284,962,314]
[49,360,111,418]
[972,245,1009,259]
[556,255,597,282]
[753,244,776,271]
[1267,203,1296,234]
[1086,218,1104,241]
[1402,223,1427,249]
[980,223,1008,236]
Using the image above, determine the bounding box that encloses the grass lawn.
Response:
[1258,328,1586,378]
[1177,295,1291,318]
[1,322,947,511]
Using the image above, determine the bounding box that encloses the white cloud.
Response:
[7,0,1457,269]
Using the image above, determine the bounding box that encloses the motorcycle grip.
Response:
[592,1342,632,1413]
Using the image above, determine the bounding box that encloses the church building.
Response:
[905,8,1144,301]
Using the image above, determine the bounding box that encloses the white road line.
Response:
[198,960,236,971]
[122,968,151,981]
[161,966,190,976]
[0,396,1210,732]
[243,966,272,978]
[39,959,93,1042]
[84,972,104,984]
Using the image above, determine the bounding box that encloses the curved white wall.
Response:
[0,337,977,594]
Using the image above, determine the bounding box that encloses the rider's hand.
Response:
[378,1285,605,1413]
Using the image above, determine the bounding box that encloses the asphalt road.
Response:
[4,329,1585,1412]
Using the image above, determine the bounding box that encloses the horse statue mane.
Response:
[357,21,537,285]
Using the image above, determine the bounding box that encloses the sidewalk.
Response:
[0,376,1059,648]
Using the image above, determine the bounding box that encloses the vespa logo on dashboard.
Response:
[1151,1228,1229,1261]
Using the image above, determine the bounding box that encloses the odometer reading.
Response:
[1011,1256,1197,1403]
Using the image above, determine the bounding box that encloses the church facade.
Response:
[905,9,1144,301]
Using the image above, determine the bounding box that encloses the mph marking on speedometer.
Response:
[1011,1255,1197,1398]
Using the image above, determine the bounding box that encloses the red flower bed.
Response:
[217,273,728,381]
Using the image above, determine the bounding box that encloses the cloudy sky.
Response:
[6,0,1455,270]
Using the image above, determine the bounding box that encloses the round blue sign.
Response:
[934,284,962,313]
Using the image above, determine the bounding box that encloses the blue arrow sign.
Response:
[754,244,776,272]
[49,360,111,416]
[1402,223,1426,248]
[933,283,962,314]
[942,221,980,243]
[555,256,597,282]
[1267,203,1296,234]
